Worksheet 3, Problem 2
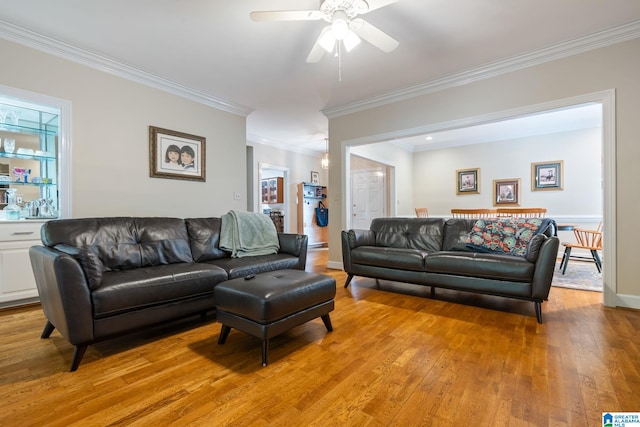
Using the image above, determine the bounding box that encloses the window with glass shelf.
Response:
[0,102,60,219]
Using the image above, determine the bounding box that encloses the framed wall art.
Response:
[532,160,563,191]
[149,126,206,182]
[493,178,521,206]
[456,168,480,195]
[310,171,319,184]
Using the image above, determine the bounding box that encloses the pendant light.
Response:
[321,137,329,169]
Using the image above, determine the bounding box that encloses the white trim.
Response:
[0,19,253,117]
[0,83,72,219]
[327,260,344,270]
[341,90,617,306]
[324,21,640,118]
[615,294,640,311]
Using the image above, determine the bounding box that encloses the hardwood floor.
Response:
[1,248,639,426]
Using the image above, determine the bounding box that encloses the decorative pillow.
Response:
[525,234,548,262]
[54,244,104,289]
[466,218,552,258]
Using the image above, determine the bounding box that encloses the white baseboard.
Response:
[327,260,343,270]
[615,293,640,310]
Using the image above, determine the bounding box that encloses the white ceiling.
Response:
[0,1,638,153]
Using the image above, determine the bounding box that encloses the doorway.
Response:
[258,162,290,232]
[341,90,616,306]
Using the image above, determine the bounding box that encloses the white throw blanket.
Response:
[220,210,280,258]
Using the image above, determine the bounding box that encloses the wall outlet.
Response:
[233,192,241,200]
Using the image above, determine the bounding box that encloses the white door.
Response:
[351,170,385,229]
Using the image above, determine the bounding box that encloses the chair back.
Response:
[450,208,496,219]
[496,207,547,218]
[415,208,429,218]
[573,228,603,250]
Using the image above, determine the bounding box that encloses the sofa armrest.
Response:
[29,246,94,346]
[277,233,308,270]
[530,236,560,300]
[345,229,376,249]
[342,229,376,273]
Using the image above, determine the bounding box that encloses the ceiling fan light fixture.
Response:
[319,28,337,52]
[343,31,361,51]
[331,11,350,40]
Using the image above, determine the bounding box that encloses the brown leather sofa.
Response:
[29,216,308,371]
[342,217,559,323]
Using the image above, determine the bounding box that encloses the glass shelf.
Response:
[0,180,56,187]
[0,151,56,161]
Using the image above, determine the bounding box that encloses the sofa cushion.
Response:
[442,219,477,251]
[371,218,445,251]
[351,246,427,271]
[425,251,535,282]
[54,244,105,289]
[92,263,227,318]
[185,217,229,262]
[208,253,302,279]
[466,218,553,257]
[41,217,193,272]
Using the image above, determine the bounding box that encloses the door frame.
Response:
[340,89,616,307]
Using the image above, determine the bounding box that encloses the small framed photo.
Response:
[532,160,563,191]
[149,126,206,182]
[456,168,480,195]
[310,171,319,184]
[493,178,521,206]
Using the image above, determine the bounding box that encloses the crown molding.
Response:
[323,20,640,119]
[0,19,253,117]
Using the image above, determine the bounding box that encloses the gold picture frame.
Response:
[493,178,521,206]
[456,168,480,195]
[149,126,206,182]
[532,160,563,191]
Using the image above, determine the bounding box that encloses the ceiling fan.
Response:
[250,0,399,63]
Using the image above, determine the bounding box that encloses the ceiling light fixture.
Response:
[322,138,330,169]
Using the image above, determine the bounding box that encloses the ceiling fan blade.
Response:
[350,19,399,52]
[362,0,399,13]
[306,27,331,63]
[250,10,323,22]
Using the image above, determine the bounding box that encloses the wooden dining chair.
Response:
[415,208,429,218]
[450,208,497,219]
[559,227,603,274]
[496,207,547,218]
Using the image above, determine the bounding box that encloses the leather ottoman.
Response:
[214,269,336,366]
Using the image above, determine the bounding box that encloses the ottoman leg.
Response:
[218,325,231,344]
[321,314,333,332]
[262,339,269,367]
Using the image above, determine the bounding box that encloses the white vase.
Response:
[3,138,15,153]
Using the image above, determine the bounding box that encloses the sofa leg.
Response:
[344,274,354,288]
[320,314,333,332]
[41,321,55,339]
[534,302,543,324]
[262,339,269,367]
[70,345,88,372]
[430,287,435,298]
[218,325,231,345]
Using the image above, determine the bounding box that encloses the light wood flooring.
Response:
[1,248,639,426]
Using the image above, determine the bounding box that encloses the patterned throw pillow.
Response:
[466,218,552,258]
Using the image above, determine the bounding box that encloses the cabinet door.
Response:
[0,240,39,305]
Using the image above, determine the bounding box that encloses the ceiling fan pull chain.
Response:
[337,42,343,82]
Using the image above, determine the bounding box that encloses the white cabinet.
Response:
[0,221,42,307]
[0,85,71,307]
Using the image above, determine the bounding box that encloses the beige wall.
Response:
[328,38,640,301]
[0,38,247,218]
